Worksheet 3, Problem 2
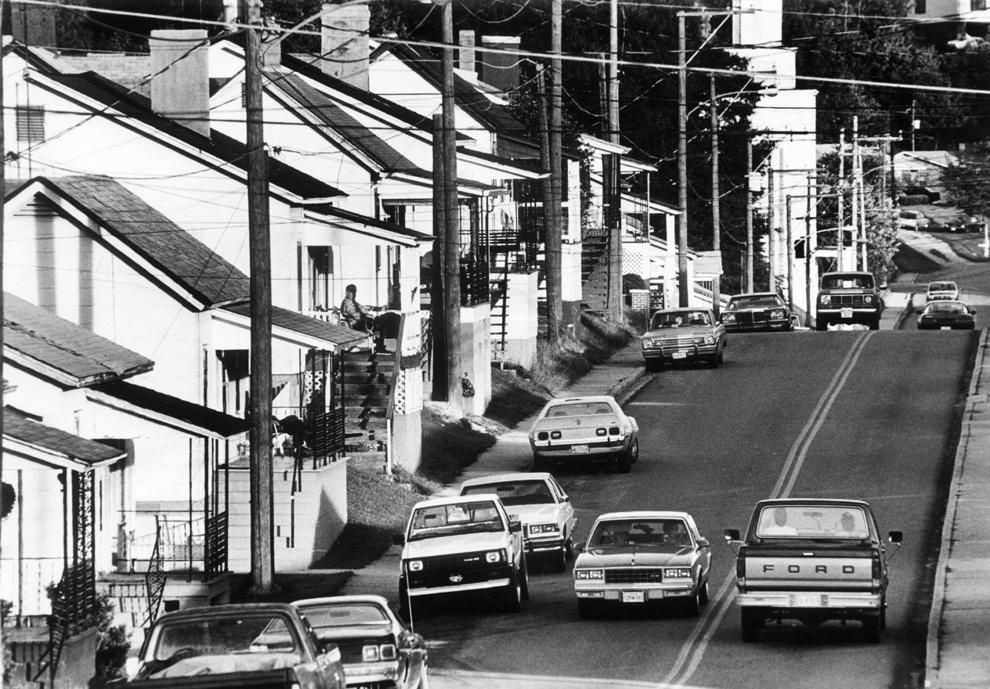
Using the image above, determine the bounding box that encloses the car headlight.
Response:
[864,295,873,304]
[723,313,736,323]
[407,560,423,572]
[820,295,832,305]
[770,309,785,319]
[485,550,504,563]
[527,523,560,536]
[575,568,604,580]
[663,567,693,580]
[703,335,715,344]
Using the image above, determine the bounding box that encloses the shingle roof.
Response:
[19,176,251,307]
[4,292,154,386]
[31,71,345,201]
[90,380,251,437]
[3,408,127,469]
[271,72,425,174]
[223,302,369,348]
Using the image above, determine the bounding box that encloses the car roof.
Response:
[592,510,693,522]
[545,395,616,406]
[929,281,957,287]
[924,300,967,309]
[730,292,778,299]
[754,498,871,509]
[822,271,871,277]
[293,595,390,608]
[154,602,298,623]
[411,493,503,509]
[460,472,553,488]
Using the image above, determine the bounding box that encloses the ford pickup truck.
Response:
[724,498,902,642]
[125,602,347,689]
[816,271,884,330]
[397,494,528,619]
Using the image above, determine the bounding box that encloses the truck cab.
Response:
[816,271,884,330]
[724,498,902,642]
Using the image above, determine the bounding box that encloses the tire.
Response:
[863,613,884,642]
[533,455,547,472]
[520,556,530,600]
[683,587,702,616]
[502,569,523,612]
[398,580,411,621]
[869,315,880,331]
[645,358,662,372]
[698,578,710,606]
[551,545,568,573]
[577,599,597,619]
[564,536,575,562]
[741,609,762,642]
[816,319,829,332]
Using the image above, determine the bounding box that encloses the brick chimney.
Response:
[479,36,521,93]
[458,30,476,75]
[149,30,210,138]
[320,1,370,89]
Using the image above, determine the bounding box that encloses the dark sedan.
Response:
[916,300,975,330]
[721,292,793,332]
[294,595,429,689]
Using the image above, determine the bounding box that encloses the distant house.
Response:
[893,150,959,196]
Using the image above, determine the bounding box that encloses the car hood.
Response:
[505,504,558,524]
[575,546,694,567]
[402,531,509,559]
[643,326,711,338]
[726,305,781,314]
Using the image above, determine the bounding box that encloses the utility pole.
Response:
[805,174,814,327]
[0,1,6,681]
[241,0,274,594]
[677,12,689,306]
[431,113,447,400]
[745,140,754,293]
[709,75,721,316]
[851,116,859,271]
[767,161,775,292]
[606,0,623,321]
[837,127,845,272]
[546,0,563,343]
[785,195,793,312]
[441,0,461,411]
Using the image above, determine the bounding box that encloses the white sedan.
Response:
[458,472,578,572]
[528,395,639,473]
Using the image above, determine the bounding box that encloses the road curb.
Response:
[924,326,990,687]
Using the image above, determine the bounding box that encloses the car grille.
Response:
[733,311,769,325]
[653,336,704,351]
[407,551,509,588]
[829,294,869,306]
[604,568,664,584]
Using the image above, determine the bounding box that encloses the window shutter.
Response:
[16,105,45,143]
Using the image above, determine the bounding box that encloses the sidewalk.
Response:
[336,303,989,687]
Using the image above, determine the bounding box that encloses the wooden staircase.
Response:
[340,347,395,467]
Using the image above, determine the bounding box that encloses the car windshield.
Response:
[461,480,555,505]
[297,602,389,630]
[408,500,505,540]
[146,613,302,678]
[649,311,710,328]
[929,283,955,292]
[726,295,780,310]
[820,274,874,290]
[588,519,691,548]
[755,505,870,539]
[545,401,615,417]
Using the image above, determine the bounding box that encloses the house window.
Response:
[217,350,249,415]
[308,246,333,311]
[16,105,45,143]
[973,0,986,11]
[914,0,926,12]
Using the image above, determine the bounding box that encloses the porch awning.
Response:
[2,408,125,471]
[87,381,251,438]
[221,303,369,349]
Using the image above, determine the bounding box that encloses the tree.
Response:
[942,144,990,218]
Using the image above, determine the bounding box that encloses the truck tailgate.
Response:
[745,555,873,589]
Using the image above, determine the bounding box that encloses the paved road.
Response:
[346,330,975,689]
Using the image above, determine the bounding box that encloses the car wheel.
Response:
[564,536,575,562]
[816,319,829,332]
[398,580,412,621]
[863,611,884,643]
[502,569,523,612]
[577,599,598,619]
[741,609,762,642]
[869,316,880,331]
[520,556,530,600]
[645,358,661,372]
[551,546,568,573]
[683,587,702,616]
[533,455,547,472]
[698,578,710,606]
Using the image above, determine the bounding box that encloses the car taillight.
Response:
[608,426,621,435]
[596,428,606,436]
[736,553,746,582]
[537,431,549,440]
[872,553,881,580]
[551,430,562,439]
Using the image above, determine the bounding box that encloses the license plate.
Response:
[621,591,645,603]
[792,594,825,607]
[570,445,590,455]
[941,326,951,330]
[672,351,687,359]
[840,308,854,319]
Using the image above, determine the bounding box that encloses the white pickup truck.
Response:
[397,494,528,619]
[724,498,902,643]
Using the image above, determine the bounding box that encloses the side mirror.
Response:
[696,537,710,548]
[392,533,406,546]
[887,530,903,544]
[509,518,522,533]
[723,528,740,542]
[574,542,585,554]
[320,642,342,662]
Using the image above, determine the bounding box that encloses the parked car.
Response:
[397,494,528,618]
[458,472,578,572]
[917,300,975,330]
[640,308,726,370]
[897,209,929,230]
[946,216,985,233]
[125,603,347,689]
[926,280,960,302]
[528,395,639,473]
[721,293,793,332]
[573,511,712,618]
[725,499,902,642]
[293,595,429,689]
[816,271,884,330]
[897,186,940,205]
